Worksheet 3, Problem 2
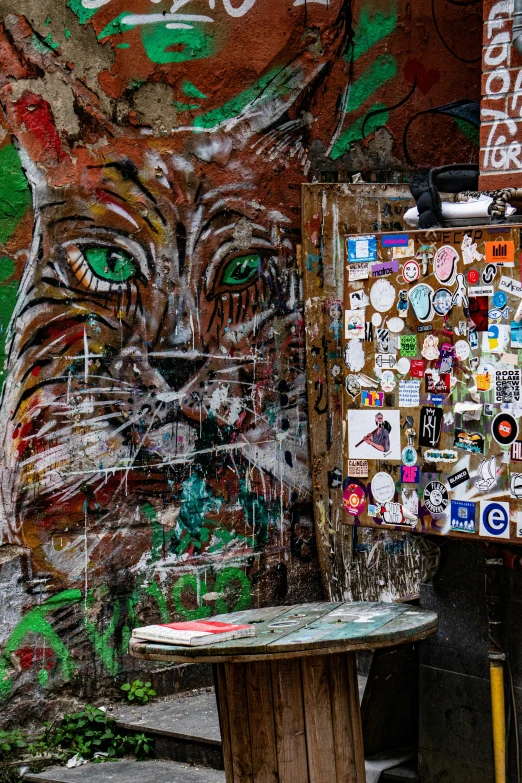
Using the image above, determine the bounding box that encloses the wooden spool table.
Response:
[130,601,438,783]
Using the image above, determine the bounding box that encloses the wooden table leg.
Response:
[215,653,365,783]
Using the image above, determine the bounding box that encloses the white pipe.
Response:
[514,0,522,55]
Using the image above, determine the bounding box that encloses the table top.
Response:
[129,601,438,664]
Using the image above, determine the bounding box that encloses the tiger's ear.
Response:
[0,15,119,182]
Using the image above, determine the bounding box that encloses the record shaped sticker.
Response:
[371,472,396,504]
[433,245,458,286]
[343,481,367,517]
[492,412,519,446]
[423,481,449,515]
[433,288,453,316]
[409,284,434,323]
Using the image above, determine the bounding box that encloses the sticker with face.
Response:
[433,288,453,316]
[433,245,458,286]
[403,259,420,283]
[409,283,434,323]
[397,290,409,317]
[345,375,362,399]
[370,278,396,313]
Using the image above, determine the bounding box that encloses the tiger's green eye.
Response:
[222,254,260,286]
[84,247,136,282]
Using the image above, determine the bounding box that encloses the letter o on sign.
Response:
[485,67,510,96]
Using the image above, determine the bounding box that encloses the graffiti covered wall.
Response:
[0,0,481,719]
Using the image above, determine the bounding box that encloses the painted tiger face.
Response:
[0,130,311,583]
[0,10,350,587]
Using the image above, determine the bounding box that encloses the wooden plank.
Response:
[328,653,361,781]
[271,658,309,783]
[245,661,279,783]
[345,652,366,781]
[301,655,337,783]
[129,602,438,662]
[268,603,409,653]
[363,608,438,643]
[224,662,254,783]
[302,183,422,604]
[215,664,234,783]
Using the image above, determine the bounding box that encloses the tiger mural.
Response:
[0,6,351,594]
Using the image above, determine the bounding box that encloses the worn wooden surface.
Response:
[215,653,365,783]
[129,602,437,663]
[301,183,422,603]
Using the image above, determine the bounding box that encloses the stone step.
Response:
[24,759,225,783]
[24,757,417,783]
[113,688,223,769]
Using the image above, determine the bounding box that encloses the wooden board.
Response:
[341,224,522,544]
[301,183,422,603]
[129,601,438,663]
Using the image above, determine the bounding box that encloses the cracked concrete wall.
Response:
[0,0,481,723]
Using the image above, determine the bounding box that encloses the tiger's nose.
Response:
[148,350,207,392]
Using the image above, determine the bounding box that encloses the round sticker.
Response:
[371,472,396,504]
[387,317,405,333]
[403,259,420,283]
[493,290,508,308]
[492,412,519,446]
[371,312,382,327]
[423,481,449,515]
[433,245,458,286]
[396,357,411,374]
[380,370,396,392]
[433,288,453,316]
[370,278,396,313]
[454,340,470,361]
[402,446,417,466]
[482,263,497,285]
[467,269,479,285]
[343,482,366,517]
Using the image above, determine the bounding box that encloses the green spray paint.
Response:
[0,590,82,701]
[84,601,122,677]
[0,144,31,245]
[97,15,216,64]
[178,474,222,536]
[68,0,98,25]
[172,574,212,621]
[172,568,251,619]
[454,118,479,146]
[183,81,207,100]
[214,568,251,613]
[351,5,398,61]
[193,68,286,130]
[331,103,390,159]
[331,4,398,160]
[346,54,397,113]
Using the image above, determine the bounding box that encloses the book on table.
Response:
[131,620,255,646]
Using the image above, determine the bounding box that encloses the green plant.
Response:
[0,762,23,783]
[120,680,156,705]
[0,730,27,760]
[42,705,153,762]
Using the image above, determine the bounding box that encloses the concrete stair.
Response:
[24,680,418,783]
